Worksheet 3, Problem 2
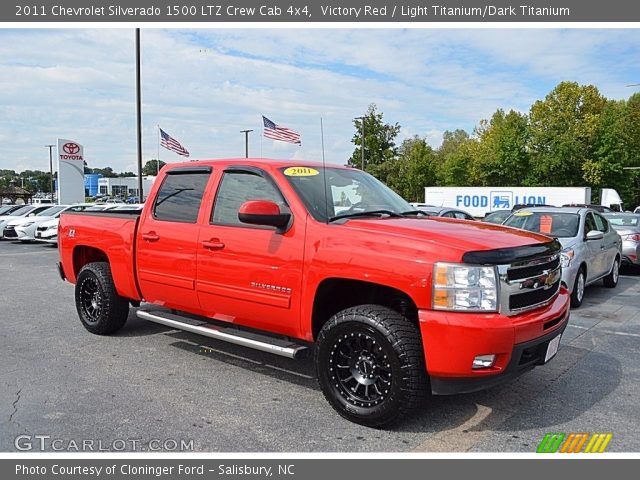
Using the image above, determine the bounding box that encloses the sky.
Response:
[0,28,639,174]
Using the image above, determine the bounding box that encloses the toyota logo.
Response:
[63,143,80,154]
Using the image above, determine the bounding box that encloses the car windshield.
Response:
[280,166,414,222]
[504,211,580,238]
[8,205,33,216]
[605,215,640,228]
[37,206,67,217]
[0,206,15,215]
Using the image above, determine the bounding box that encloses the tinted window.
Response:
[153,172,210,223]
[212,171,285,226]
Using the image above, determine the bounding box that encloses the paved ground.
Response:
[1,241,639,452]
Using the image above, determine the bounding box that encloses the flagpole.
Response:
[157,125,160,175]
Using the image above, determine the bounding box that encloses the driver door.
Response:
[195,167,305,337]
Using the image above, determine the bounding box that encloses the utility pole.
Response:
[135,28,143,201]
[240,129,253,158]
[45,144,55,203]
[353,116,366,170]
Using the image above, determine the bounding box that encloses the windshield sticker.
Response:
[513,211,533,217]
[540,215,553,234]
[283,167,319,177]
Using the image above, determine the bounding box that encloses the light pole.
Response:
[135,28,143,201]
[353,116,365,170]
[45,144,55,203]
[240,129,253,158]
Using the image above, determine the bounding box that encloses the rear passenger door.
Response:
[584,212,606,279]
[196,167,305,337]
[594,213,619,274]
[136,166,212,312]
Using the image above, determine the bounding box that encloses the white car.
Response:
[4,204,96,242]
[33,217,60,244]
[0,205,52,239]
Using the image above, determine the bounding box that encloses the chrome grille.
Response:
[498,253,561,315]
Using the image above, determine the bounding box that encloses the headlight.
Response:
[433,263,498,312]
[560,248,574,268]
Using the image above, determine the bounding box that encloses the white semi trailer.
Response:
[423,186,623,217]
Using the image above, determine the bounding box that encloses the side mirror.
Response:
[238,200,291,231]
[586,230,604,241]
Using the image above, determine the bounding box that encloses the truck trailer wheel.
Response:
[315,305,428,427]
[75,262,129,335]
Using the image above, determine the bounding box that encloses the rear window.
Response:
[153,172,210,223]
[606,215,640,228]
[504,211,580,238]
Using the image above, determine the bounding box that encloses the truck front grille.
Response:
[498,253,562,315]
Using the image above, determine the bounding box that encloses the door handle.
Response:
[202,239,225,250]
[142,232,160,242]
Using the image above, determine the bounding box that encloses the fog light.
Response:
[472,354,496,369]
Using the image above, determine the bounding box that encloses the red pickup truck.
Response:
[59,159,570,427]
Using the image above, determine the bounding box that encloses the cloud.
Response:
[0,28,638,173]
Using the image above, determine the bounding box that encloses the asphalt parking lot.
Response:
[1,240,639,452]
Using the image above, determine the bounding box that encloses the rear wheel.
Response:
[75,262,129,335]
[570,268,586,308]
[603,257,620,288]
[315,305,428,427]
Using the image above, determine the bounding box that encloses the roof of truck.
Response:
[165,158,350,170]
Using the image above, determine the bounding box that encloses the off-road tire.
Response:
[315,305,428,428]
[75,262,129,335]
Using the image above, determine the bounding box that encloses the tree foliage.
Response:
[349,82,640,209]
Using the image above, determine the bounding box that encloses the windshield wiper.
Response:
[329,210,404,222]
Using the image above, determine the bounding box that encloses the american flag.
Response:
[262,116,301,145]
[160,128,190,157]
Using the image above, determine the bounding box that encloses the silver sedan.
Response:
[503,207,622,307]
[604,213,640,266]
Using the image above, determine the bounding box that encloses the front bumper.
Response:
[419,287,570,395]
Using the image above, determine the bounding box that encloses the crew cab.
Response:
[58,159,570,427]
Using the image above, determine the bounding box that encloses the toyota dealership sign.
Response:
[57,138,85,204]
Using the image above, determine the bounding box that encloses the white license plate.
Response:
[544,334,562,363]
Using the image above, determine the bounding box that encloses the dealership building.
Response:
[97,176,156,199]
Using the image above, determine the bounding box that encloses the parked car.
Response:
[4,204,99,241]
[33,217,60,244]
[603,213,640,266]
[482,210,512,224]
[59,159,570,427]
[410,204,475,220]
[512,203,554,211]
[503,207,622,307]
[0,205,52,239]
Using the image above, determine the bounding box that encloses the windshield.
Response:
[605,215,640,228]
[37,206,66,217]
[7,205,34,216]
[280,166,413,222]
[0,206,16,215]
[504,211,580,238]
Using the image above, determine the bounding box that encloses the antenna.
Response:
[320,117,329,224]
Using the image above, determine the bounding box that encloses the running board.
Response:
[136,309,308,359]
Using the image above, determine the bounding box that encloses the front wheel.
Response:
[315,305,428,427]
[603,257,620,288]
[75,262,129,335]
[570,268,586,308]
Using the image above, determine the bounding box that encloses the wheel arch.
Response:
[311,278,419,341]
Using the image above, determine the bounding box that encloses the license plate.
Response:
[544,334,562,363]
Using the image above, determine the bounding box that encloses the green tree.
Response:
[388,136,438,201]
[143,159,166,176]
[436,129,479,186]
[475,109,530,186]
[348,103,401,182]
[528,81,606,186]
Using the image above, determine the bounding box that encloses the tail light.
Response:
[624,234,640,242]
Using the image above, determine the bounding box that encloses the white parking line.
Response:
[567,324,589,330]
[567,323,640,338]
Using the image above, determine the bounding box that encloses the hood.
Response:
[9,216,54,227]
[39,218,59,228]
[342,216,554,261]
